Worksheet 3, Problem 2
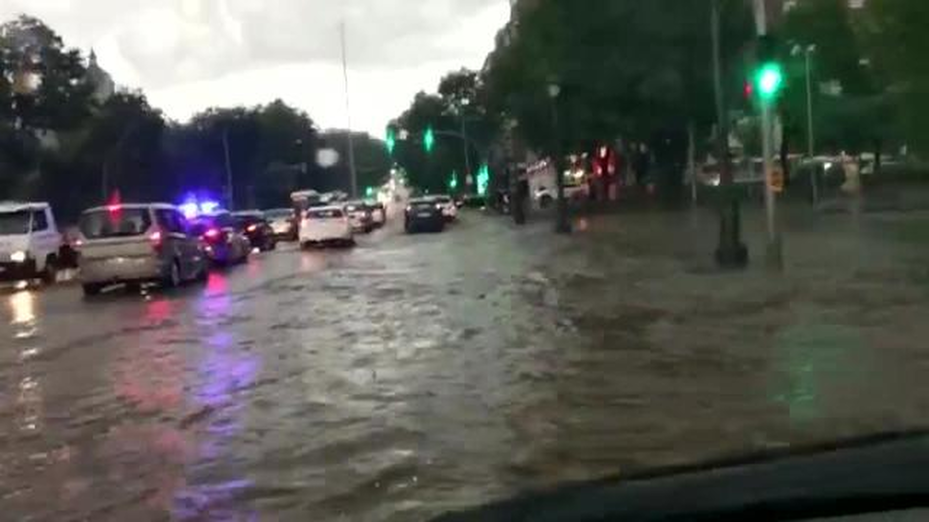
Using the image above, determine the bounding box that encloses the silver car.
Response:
[77,204,208,296]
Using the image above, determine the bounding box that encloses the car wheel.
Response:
[163,260,181,289]
[42,255,58,285]
[82,283,102,297]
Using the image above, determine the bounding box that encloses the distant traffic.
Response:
[0,187,466,298]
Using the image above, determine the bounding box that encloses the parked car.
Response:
[368,201,387,228]
[77,203,208,296]
[345,201,375,233]
[433,194,458,221]
[264,208,297,241]
[405,198,445,233]
[299,206,354,247]
[189,211,251,266]
[233,211,276,251]
[0,202,62,284]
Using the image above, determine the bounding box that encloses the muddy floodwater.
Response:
[3,208,929,521]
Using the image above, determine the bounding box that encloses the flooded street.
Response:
[4,208,929,521]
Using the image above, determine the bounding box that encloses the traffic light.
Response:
[448,171,458,191]
[424,126,435,154]
[476,164,490,197]
[754,62,784,101]
[753,35,784,103]
[385,127,396,155]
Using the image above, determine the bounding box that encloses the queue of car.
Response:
[0,191,460,297]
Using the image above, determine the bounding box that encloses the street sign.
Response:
[769,165,784,193]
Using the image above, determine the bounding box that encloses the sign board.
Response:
[769,165,784,193]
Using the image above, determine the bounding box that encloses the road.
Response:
[3,207,929,521]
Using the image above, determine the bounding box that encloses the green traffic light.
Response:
[386,128,396,155]
[424,126,435,154]
[754,62,784,100]
[449,171,458,191]
[476,164,490,197]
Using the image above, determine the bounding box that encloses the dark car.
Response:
[345,201,375,233]
[233,211,276,251]
[405,198,445,233]
[190,212,251,266]
[263,208,297,242]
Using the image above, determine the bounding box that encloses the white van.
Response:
[0,202,61,283]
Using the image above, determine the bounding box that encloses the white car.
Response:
[299,206,354,247]
[433,195,458,221]
[0,202,62,284]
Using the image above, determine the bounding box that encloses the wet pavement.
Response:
[3,206,929,521]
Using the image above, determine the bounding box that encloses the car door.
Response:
[30,209,59,270]
[170,210,200,279]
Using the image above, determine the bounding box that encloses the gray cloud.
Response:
[3,0,505,89]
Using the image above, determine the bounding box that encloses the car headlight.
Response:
[10,250,28,263]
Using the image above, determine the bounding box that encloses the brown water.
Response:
[3,209,929,521]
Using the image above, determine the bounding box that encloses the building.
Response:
[86,49,115,104]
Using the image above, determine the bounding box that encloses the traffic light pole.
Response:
[761,101,781,268]
[712,0,747,268]
[754,0,782,270]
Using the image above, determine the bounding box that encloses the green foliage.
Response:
[482,0,753,154]
[860,0,929,155]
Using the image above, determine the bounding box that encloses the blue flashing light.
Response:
[199,201,221,214]
[180,202,200,219]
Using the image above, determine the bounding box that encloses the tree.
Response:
[318,130,390,195]
[0,15,94,132]
[482,0,753,169]
[860,0,929,156]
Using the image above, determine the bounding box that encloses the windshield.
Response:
[79,209,152,239]
[307,208,344,219]
[0,210,31,235]
[5,2,927,521]
[264,209,293,219]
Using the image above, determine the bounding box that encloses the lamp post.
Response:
[548,81,570,234]
[712,0,747,267]
[458,98,473,193]
[793,43,818,204]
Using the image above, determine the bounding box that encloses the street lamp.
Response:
[547,80,570,234]
[457,98,473,193]
[792,43,818,204]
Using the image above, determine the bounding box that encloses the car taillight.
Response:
[247,224,258,233]
[149,230,163,251]
[203,228,222,242]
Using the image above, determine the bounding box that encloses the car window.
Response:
[265,210,293,220]
[32,210,49,231]
[155,209,184,234]
[79,208,152,239]
[307,209,344,219]
[0,210,31,235]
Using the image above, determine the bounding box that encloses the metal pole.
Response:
[805,48,818,204]
[223,127,234,210]
[461,114,472,193]
[712,0,747,267]
[755,0,781,268]
[551,90,570,234]
[689,122,697,205]
[341,20,358,198]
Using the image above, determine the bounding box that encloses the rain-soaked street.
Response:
[4,206,929,521]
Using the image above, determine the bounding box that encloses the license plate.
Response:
[417,212,432,218]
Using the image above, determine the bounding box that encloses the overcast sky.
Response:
[1,0,510,136]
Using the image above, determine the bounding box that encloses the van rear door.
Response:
[78,207,158,260]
